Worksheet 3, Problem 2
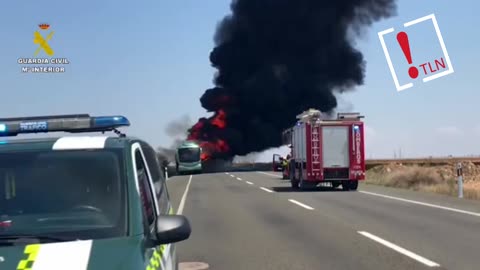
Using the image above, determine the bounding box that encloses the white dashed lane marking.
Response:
[358,231,440,267]
[288,199,314,210]
[260,187,274,193]
[256,171,281,178]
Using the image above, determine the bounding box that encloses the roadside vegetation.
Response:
[366,163,480,201]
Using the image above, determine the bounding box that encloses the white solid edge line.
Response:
[177,175,193,215]
[358,231,440,267]
[359,191,480,217]
[288,199,314,210]
[257,171,281,177]
[245,181,254,185]
[260,187,274,193]
[236,177,242,181]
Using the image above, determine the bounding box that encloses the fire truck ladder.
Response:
[296,109,323,173]
[336,112,364,120]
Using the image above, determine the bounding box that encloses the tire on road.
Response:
[290,162,299,189]
[342,180,350,191]
[349,180,358,191]
[291,179,299,189]
[298,169,307,191]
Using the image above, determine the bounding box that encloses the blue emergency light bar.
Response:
[0,114,130,137]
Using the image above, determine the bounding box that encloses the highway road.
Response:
[167,171,480,270]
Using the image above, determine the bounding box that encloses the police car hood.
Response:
[1,236,143,270]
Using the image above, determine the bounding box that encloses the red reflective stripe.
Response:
[0,221,11,227]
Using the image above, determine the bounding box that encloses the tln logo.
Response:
[378,14,454,92]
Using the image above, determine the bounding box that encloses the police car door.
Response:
[141,143,177,269]
[133,145,173,270]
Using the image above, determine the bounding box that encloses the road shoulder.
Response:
[360,183,480,213]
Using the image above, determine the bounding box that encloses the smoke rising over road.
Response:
[165,115,192,138]
[157,115,193,163]
[188,0,397,160]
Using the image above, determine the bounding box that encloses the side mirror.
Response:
[154,215,191,245]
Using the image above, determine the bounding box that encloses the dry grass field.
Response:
[365,162,480,200]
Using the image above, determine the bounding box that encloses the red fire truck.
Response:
[282,109,365,191]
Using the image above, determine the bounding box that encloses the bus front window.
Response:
[178,148,201,163]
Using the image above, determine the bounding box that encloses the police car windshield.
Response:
[178,148,201,162]
[0,149,127,240]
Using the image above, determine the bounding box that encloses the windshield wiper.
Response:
[0,234,78,244]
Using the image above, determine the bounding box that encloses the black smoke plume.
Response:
[165,115,192,138]
[157,115,192,164]
[189,0,397,159]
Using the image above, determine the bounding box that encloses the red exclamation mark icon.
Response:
[396,31,418,79]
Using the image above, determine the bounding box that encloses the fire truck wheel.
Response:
[332,182,341,189]
[299,179,310,190]
[349,180,358,191]
[291,179,299,189]
[342,181,350,191]
[298,170,307,190]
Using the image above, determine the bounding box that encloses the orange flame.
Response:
[187,121,204,141]
[187,109,230,160]
[215,139,229,152]
[199,139,230,161]
[211,110,226,129]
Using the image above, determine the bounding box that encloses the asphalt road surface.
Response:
[167,171,480,270]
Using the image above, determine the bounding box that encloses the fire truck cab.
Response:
[282,109,365,191]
